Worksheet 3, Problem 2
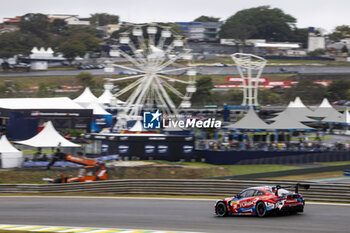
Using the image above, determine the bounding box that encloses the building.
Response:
[48,14,90,26]
[28,47,65,70]
[96,24,120,38]
[308,27,325,52]
[0,16,21,33]
[175,22,222,42]
[254,42,302,56]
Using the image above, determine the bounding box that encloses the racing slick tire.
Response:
[255,201,267,217]
[216,202,228,217]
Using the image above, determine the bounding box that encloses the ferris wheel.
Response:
[104,23,196,130]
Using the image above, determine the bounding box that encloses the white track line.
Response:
[0,224,201,233]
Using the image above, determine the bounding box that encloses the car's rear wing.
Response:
[275,183,310,194]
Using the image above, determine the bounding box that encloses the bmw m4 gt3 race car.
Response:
[215,184,310,217]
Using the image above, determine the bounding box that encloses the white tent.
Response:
[293,96,307,108]
[293,96,315,115]
[269,116,314,130]
[227,107,271,130]
[269,98,315,122]
[86,101,111,115]
[268,107,315,123]
[323,109,350,124]
[98,89,125,105]
[308,98,342,119]
[0,97,85,110]
[15,121,81,148]
[0,135,23,168]
[129,120,145,132]
[73,87,98,108]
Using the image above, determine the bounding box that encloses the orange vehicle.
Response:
[46,151,108,183]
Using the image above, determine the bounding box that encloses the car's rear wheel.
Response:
[216,202,228,217]
[255,202,266,217]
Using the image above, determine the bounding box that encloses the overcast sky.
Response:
[1,0,349,33]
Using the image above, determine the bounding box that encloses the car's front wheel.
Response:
[255,202,266,217]
[216,202,228,217]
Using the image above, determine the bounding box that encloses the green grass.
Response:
[22,150,54,155]
[314,161,350,166]
[184,162,302,176]
[144,160,301,176]
[220,164,301,175]
[45,66,76,71]
[267,170,345,181]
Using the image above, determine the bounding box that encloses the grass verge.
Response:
[314,161,350,166]
[266,171,345,181]
[0,162,301,184]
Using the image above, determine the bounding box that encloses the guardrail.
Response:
[0,179,349,203]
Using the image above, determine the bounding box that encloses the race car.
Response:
[215,183,310,217]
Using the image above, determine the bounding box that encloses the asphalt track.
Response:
[0,197,349,233]
[2,65,350,77]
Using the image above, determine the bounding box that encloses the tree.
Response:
[289,28,309,48]
[222,89,243,105]
[258,89,280,105]
[191,77,214,106]
[58,40,86,63]
[50,19,67,34]
[283,80,327,104]
[220,18,256,51]
[76,72,96,87]
[327,80,350,100]
[58,33,101,62]
[341,45,349,54]
[71,33,101,51]
[307,48,326,57]
[0,31,45,58]
[220,6,296,42]
[328,25,350,41]
[89,13,119,26]
[19,13,49,38]
[193,16,220,22]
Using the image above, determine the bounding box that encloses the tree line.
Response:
[1,6,349,61]
[0,13,120,60]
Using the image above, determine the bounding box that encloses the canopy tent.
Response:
[98,89,124,105]
[129,120,145,132]
[322,109,350,124]
[226,107,271,130]
[268,107,315,123]
[86,101,111,116]
[269,113,314,131]
[308,98,342,119]
[0,97,84,110]
[293,96,314,115]
[73,87,98,108]
[0,135,23,168]
[15,121,81,148]
[268,98,315,123]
